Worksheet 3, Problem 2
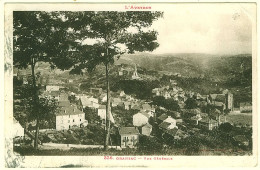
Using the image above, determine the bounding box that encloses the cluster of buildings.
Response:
[13,64,251,149]
[117,80,237,148]
[38,85,88,131]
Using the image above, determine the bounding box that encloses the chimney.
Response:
[73,108,75,112]
[64,110,66,113]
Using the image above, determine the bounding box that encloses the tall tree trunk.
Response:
[31,58,39,150]
[104,62,111,150]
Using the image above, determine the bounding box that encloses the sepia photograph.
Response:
[2,1,258,168]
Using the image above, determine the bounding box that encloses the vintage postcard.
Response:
[1,0,259,168]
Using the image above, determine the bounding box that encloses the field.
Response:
[220,112,252,126]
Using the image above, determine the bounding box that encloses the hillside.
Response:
[116,53,251,79]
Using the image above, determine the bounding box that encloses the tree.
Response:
[184,98,198,109]
[83,107,100,123]
[14,83,57,143]
[64,11,163,150]
[13,11,68,149]
[219,122,233,133]
[138,135,163,154]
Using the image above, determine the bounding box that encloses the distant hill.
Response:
[116,53,252,79]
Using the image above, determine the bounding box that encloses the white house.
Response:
[100,93,107,102]
[141,123,152,136]
[120,91,125,97]
[119,127,140,148]
[89,97,99,108]
[56,101,86,130]
[80,96,99,109]
[159,121,177,130]
[46,85,60,92]
[133,112,150,127]
[123,101,131,110]
[164,116,177,128]
[142,103,155,117]
[112,98,122,107]
[98,105,115,123]
[13,118,24,138]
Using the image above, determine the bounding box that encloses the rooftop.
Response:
[199,117,218,124]
[56,104,84,116]
[119,127,140,135]
[80,96,92,106]
[159,122,171,129]
[134,112,150,118]
[157,113,168,121]
[99,105,106,109]
[142,103,152,110]
[142,123,152,128]
[164,116,176,124]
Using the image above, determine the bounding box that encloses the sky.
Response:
[149,3,255,55]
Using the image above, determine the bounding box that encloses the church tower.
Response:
[132,64,140,80]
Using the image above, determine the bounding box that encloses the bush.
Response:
[219,123,233,133]
[137,135,163,154]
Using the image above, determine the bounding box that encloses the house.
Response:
[198,117,218,130]
[209,92,234,111]
[56,101,86,130]
[141,123,152,136]
[40,91,60,101]
[240,102,252,113]
[157,113,168,123]
[99,93,107,103]
[152,88,160,95]
[193,93,202,100]
[142,103,155,116]
[163,116,177,127]
[98,105,115,124]
[170,111,181,118]
[165,128,188,140]
[133,112,150,127]
[80,96,99,109]
[119,127,140,148]
[59,93,68,101]
[142,103,150,110]
[131,104,141,110]
[190,115,202,125]
[89,97,99,108]
[120,91,125,97]
[123,101,131,110]
[49,91,60,101]
[209,108,222,123]
[46,85,59,92]
[159,122,177,130]
[233,135,249,146]
[119,70,123,76]
[125,95,135,101]
[13,118,24,138]
[112,98,122,107]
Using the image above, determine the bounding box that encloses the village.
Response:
[13,61,252,155]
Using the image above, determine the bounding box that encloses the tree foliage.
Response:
[152,96,180,111]
[184,98,198,109]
